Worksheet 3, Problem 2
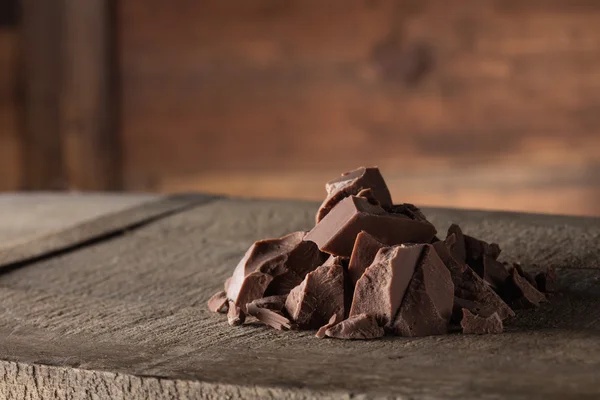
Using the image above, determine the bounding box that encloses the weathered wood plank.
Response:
[0,193,218,267]
[0,196,598,398]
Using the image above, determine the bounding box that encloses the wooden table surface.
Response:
[0,193,599,399]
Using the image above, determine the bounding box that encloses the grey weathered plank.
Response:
[0,196,599,399]
[0,193,218,267]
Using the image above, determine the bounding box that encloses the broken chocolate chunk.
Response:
[446,225,467,262]
[447,224,501,264]
[348,231,387,285]
[227,231,326,309]
[388,203,431,224]
[246,302,293,331]
[535,267,558,293]
[511,263,537,288]
[356,188,381,206]
[306,196,436,257]
[316,314,341,339]
[227,301,245,326]
[207,290,229,313]
[461,309,503,334]
[391,245,454,337]
[478,256,510,289]
[246,295,287,312]
[503,268,546,309]
[350,244,425,327]
[325,314,384,340]
[316,166,393,223]
[285,262,345,329]
[433,240,514,320]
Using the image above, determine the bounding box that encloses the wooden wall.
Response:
[118,0,600,215]
[2,0,600,216]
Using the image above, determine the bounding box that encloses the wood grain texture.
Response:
[60,0,121,190]
[0,193,217,268]
[119,0,600,214]
[0,195,599,398]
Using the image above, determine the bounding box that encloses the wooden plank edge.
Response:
[0,360,352,400]
[0,193,220,270]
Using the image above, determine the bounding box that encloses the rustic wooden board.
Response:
[0,193,217,268]
[0,195,599,399]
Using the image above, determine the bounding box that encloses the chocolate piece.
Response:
[315,313,341,339]
[350,244,425,326]
[316,166,393,223]
[285,262,345,329]
[207,290,229,313]
[478,256,510,289]
[227,301,245,326]
[535,267,558,293]
[224,277,231,292]
[452,297,498,322]
[227,232,326,309]
[391,245,454,337]
[348,231,387,285]
[446,224,501,264]
[504,268,546,309]
[511,263,537,288]
[246,295,287,312]
[306,196,436,257]
[356,188,380,206]
[323,255,349,267]
[388,203,430,224]
[325,314,384,340]
[433,240,514,320]
[229,271,273,313]
[461,309,503,334]
[246,302,293,331]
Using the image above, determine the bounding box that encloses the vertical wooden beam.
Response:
[60,0,121,190]
[20,0,65,190]
[20,0,120,191]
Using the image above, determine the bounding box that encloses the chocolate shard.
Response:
[227,301,245,326]
[503,268,546,309]
[316,166,393,223]
[388,203,431,224]
[228,271,273,313]
[246,295,287,312]
[325,314,384,340]
[285,262,345,329]
[348,231,387,285]
[306,196,436,257]
[461,309,503,334]
[246,302,293,331]
[535,267,558,293]
[316,313,341,339]
[356,188,381,206]
[391,245,454,337]
[433,240,514,320]
[511,263,537,288]
[478,256,510,290]
[227,232,326,310]
[323,255,349,267]
[452,297,499,323]
[446,224,501,264]
[350,244,425,327]
[207,290,229,313]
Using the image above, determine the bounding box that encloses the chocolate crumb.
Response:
[325,314,384,340]
[207,290,229,313]
[461,309,503,334]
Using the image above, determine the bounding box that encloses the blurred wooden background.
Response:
[1,0,600,216]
